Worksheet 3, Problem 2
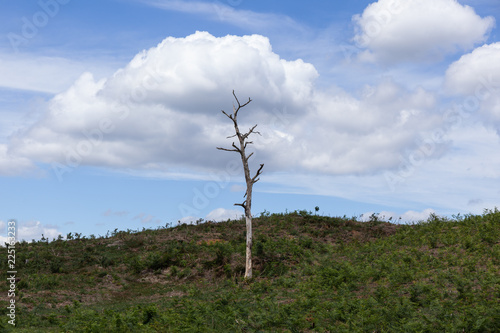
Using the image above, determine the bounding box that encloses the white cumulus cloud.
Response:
[0,220,8,246]
[353,0,495,63]
[279,79,442,175]
[1,220,63,245]
[179,208,243,225]
[12,220,62,242]
[360,208,436,223]
[4,32,450,180]
[206,208,243,222]
[444,42,500,132]
[8,32,318,179]
[445,42,500,94]
[0,144,38,176]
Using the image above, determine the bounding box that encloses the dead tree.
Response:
[217,90,264,279]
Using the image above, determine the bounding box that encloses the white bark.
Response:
[217,91,263,279]
[245,214,252,278]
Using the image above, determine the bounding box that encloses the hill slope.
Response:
[1,209,499,332]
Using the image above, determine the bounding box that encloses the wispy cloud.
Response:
[132,212,162,224]
[0,52,117,94]
[140,0,304,33]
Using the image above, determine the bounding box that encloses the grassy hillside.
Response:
[1,208,499,332]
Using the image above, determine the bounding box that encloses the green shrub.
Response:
[129,256,145,274]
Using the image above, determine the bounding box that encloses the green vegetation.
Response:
[1,208,499,332]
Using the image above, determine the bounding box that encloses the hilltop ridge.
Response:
[1,209,499,332]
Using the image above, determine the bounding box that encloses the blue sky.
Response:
[1,0,500,242]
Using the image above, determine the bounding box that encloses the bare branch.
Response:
[247,152,254,160]
[232,91,252,119]
[221,110,233,120]
[252,130,262,136]
[248,124,258,132]
[218,141,242,153]
[242,124,261,140]
[233,90,251,108]
[234,200,247,209]
[252,163,264,184]
[232,142,241,152]
[241,98,252,108]
[232,90,240,107]
[216,147,239,153]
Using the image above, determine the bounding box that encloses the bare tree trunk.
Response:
[217,90,263,279]
[245,212,252,278]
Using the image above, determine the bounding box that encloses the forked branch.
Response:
[232,90,252,112]
[252,163,264,184]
